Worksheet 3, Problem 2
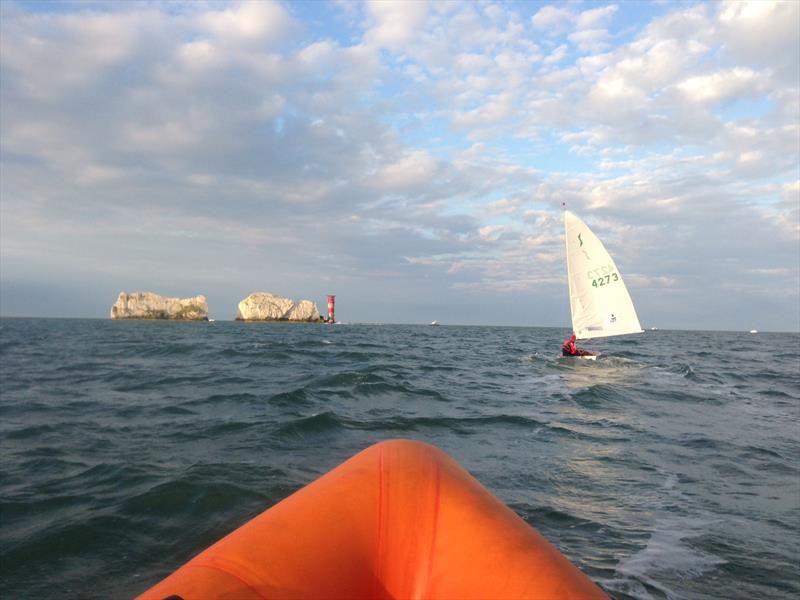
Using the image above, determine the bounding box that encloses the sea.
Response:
[0,318,798,599]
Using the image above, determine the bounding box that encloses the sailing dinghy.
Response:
[564,210,643,359]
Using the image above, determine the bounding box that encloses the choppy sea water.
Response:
[0,318,798,599]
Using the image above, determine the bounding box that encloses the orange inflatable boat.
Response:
[138,440,607,599]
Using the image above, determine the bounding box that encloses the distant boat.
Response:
[564,210,643,359]
[750,329,758,334]
[430,321,439,326]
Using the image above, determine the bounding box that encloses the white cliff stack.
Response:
[110,292,209,320]
[236,293,321,322]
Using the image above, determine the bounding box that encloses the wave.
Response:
[601,515,726,600]
[190,392,259,406]
[156,404,197,416]
[2,319,799,600]
[355,413,549,435]
[120,473,266,519]
[273,411,345,438]
[5,423,61,440]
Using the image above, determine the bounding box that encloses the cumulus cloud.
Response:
[368,151,440,193]
[531,5,572,31]
[717,0,799,83]
[197,1,298,46]
[532,3,617,47]
[569,28,613,53]
[364,0,429,50]
[177,40,221,70]
[487,198,520,215]
[0,9,146,97]
[0,1,797,329]
[677,68,769,104]
[576,5,618,30]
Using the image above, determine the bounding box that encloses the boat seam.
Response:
[423,454,441,598]
[185,562,269,600]
[375,444,385,596]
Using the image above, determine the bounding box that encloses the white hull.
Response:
[561,353,599,361]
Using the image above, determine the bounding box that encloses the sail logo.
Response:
[578,233,584,247]
[609,313,617,323]
[591,273,619,288]
[586,264,617,281]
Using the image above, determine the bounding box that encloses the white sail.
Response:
[565,210,643,340]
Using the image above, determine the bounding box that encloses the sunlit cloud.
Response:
[0,0,797,330]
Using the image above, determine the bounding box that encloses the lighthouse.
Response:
[327,295,335,323]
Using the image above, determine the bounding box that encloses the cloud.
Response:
[531,5,572,31]
[542,43,569,66]
[677,67,769,104]
[569,28,613,53]
[0,1,797,330]
[476,224,501,241]
[532,3,617,49]
[364,0,429,50]
[487,198,519,215]
[368,150,439,193]
[576,5,618,30]
[717,0,799,83]
[177,40,221,70]
[0,9,147,97]
[197,1,298,46]
[451,91,515,130]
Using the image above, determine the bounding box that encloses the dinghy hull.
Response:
[137,439,607,600]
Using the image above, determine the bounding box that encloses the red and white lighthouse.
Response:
[327,295,335,323]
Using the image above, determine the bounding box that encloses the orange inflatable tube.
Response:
[138,440,607,599]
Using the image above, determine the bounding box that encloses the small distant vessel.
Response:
[750,329,758,334]
[208,319,216,323]
[564,210,643,359]
[430,320,439,326]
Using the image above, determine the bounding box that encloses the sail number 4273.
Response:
[591,273,619,287]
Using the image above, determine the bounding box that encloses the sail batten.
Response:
[565,211,643,340]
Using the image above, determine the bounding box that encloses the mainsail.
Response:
[565,210,643,340]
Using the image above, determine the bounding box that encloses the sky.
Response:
[0,0,798,331]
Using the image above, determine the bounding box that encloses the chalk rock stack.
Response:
[236,292,321,322]
[110,292,209,320]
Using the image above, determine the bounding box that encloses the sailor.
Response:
[562,334,578,356]
[562,333,594,357]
